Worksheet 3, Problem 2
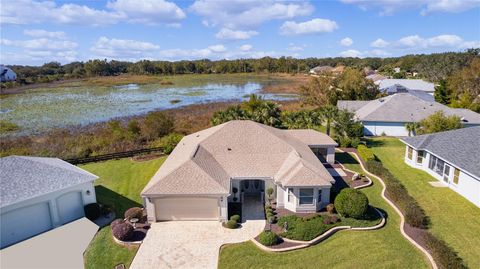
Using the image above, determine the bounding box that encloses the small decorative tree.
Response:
[232,187,238,202]
[266,187,274,204]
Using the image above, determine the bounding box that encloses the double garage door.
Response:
[154,197,219,221]
[1,191,85,249]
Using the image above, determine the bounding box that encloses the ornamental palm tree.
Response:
[319,105,338,136]
[405,122,420,137]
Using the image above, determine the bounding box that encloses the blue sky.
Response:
[1,0,479,65]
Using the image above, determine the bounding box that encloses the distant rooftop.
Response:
[375,79,435,92]
[337,93,480,124]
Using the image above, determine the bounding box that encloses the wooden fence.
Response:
[64,147,164,165]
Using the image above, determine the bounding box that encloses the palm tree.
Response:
[405,122,420,136]
[319,105,338,136]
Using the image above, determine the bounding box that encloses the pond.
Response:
[0,75,297,135]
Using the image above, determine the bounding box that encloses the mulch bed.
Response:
[131,153,165,162]
[120,216,151,242]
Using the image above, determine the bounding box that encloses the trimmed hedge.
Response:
[424,231,467,269]
[112,222,134,241]
[124,207,143,220]
[365,159,428,228]
[84,203,101,221]
[357,145,375,162]
[334,188,369,219]
[258,231,279,246]
[365,158,466,268]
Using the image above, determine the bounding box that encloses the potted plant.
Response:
[266,187,274,204]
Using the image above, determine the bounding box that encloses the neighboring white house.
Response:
[141,120,337,222]
[309,65,333,75]
[0,65,16,82]
[375,79,435,95]
[337,93,480,136]
[0,156,98,249]
[400,127,480,207]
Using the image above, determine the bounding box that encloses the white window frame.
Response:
[299,188,314,205]
[287,188,293,203]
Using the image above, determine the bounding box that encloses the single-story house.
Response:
[337,93,480,136]
[141,120,337,222]
[0,65,16,82]
[0,156,98,249]
[375,79,434,95]
[309,65,333,75]
[400,127,480,207]
[366,73,386,82]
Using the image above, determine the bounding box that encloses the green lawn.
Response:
[367,138,480,268]
[219,152,429,269]
[81,157,166,269]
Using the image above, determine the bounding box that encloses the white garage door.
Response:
[1,203,52,249]
[154,197,219,221]
[57,192,84,225]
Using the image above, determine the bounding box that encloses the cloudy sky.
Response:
[1,0,479,65]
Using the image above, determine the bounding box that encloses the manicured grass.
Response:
[81,157,166,269]
[219,153,429,269]
[367,138,480,268]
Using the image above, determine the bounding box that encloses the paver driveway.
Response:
[130,219,265,269]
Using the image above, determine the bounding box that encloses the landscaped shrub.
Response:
[266,211,274,219]
[124,207,143,220]
[424,231,467,269]
[110,218,124,229]
[258,231,279,246]
[230,215,240,222]
[326,203,335,214]
[84,203,101,220]
[350,137,360,148]
[265,204,272,211]
[224,220,238,229]
[112,222,134,241]
[268,215,277,224]
[338,136,352,148]
[357,145,375,162]
[334,188,369,219]
[365,159,428,228]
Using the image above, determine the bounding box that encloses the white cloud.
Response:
[339,49,362,57]
[106,0,185,25]
[1,38,78,51]
[340,0,480,15]
[215,28,258,40]
[397,34,463,48]
[0,0,185,26]
[340,37,353,46]
[459,41,480,49]
[208,44,227,52]
[239,44,253,51]
[369,49,390,56]
[90,37,160,59]
[23,29,67,39]
[190,0,314,29]
[370,38,389,48]
[280,18,338,36]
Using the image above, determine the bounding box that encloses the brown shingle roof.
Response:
[142,121,335,196]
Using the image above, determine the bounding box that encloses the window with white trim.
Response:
[453,168,460,184]
[416,150,424,164]
[299,188,314,205]
[407,146,413,160]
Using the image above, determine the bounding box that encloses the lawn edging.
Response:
[342,149,438,269]
[252,207,385,252]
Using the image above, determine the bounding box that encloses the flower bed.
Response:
[277,206,382,241]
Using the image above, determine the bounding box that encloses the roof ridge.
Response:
[13,156,98,178]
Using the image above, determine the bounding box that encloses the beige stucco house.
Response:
[142,120,337,222]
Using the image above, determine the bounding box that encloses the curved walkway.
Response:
[341,149,437,269]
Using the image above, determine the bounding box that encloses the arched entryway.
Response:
[240,179,265,194]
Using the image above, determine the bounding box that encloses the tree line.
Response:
[4,49,478,87]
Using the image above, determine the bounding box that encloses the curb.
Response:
[341,149,437,269]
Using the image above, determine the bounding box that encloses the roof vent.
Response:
[461,117,468,122]
[227,148,232,151]
[379,98,385,102]
[196,134,200,137]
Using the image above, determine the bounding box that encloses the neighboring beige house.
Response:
[142,120,337,222]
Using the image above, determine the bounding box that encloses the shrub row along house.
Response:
[141,120,337,222]
[338,93,480,136]
[401,127,480,207]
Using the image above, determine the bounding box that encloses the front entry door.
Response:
[242,180,262,193]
